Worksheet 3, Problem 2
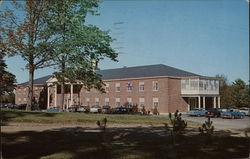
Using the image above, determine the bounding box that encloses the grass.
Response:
[2,126,249,159]
[0,109,198,126]
[1,109,248,159]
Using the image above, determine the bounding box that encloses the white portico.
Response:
[46,76,80,109]
[181,77,220,111]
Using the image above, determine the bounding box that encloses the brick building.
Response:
[15,64,220,113]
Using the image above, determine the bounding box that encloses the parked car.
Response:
[205,108,222,118]
[187,108,207,117]
[102,105,111,114]
[221,109,245,119]
[77,105,90,113]
[68,105,79,112]
[90,105,102,113]
[46,106,60,112]
[239,107,250,116]
[112,106,132,114]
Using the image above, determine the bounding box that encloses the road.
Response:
[182,114,250,130]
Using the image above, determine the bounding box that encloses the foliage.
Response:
[165,110,187,134]
[96,117,107,131]
[0,0,55,110]
[0,53,16,99]
[152,107,160,115]
[216,75,249,108]
[199,117,214,135]
[231,79,249,108]
[44,0,117,108]
[164,110,187,145]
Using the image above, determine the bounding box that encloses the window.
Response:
[127,82,133,92]
[127,98,132,105]
[85,98,90,106]
[115,98,120,107]
[139,82,144,91]
[139,98,145,107]
[153,98,159,108]
[115,83,120,92]
[24,98,27,102]
[105,98,109,105]
[18,98,21,102]
[152,81,159,91]
[57,85,61,94]
[105,83,110,92]
[95,98,99,106]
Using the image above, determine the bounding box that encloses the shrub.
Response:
[165,110,187,134]
[164,110,187,145]
[96,118,107,131]
[199,116,214,135]
[152,107,160,115]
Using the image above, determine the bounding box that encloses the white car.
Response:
[90,105,101,113]
[239,107,250,116]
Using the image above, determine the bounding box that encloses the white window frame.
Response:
[115,83,120,92]
[152,81,159,91]
[115,98,120,107]
[139,82,145,92]
[139,98,145,107]
[153,98,159,108]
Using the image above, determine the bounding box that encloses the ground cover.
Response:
[1,109,249,159]
[1,109,198,126]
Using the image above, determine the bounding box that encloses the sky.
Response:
[2,0,249,84]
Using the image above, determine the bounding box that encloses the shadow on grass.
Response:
[0,109,59,126]
[2,126,249,159]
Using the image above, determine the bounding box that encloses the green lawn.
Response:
[1,109,249,159]
[1,109,198,126]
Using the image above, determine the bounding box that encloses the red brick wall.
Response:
[15,85,47,108]
[168,78,189,113]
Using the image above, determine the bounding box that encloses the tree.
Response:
[231,78,249,108]
[45,0,117,109]
[216,74,233,107]
[0,53,16,102]
[0,0,55,110]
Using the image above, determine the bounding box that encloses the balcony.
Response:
[181,78,219,95]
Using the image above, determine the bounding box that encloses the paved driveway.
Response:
[182,114,250,130]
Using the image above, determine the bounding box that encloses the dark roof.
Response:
[18,64,199,85]
[19,75,52,85]
[97,64,199,80]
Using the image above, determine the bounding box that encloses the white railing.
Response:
[181,78,219,95]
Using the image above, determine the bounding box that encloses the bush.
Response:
[165,110,187,134]
[199,116,214,135]
[164,110,187,145]
[96,118,107,131]
[152,107,160,115]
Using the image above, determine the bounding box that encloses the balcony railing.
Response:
[181,78,219,95]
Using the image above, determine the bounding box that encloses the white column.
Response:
[54,84,57,107]
[198,96,201,108]
[203,96,205,109]
[188,98,190,111]
[218,96,221,108]
[213,97,216,108]
[47,86,50,109]
[70,84,73,107]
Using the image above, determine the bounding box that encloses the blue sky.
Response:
[2,0,249,84]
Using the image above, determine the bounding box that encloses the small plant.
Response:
[166,110,187,134]
[152,107,160,115]
[164,110,187,145]
[141,106,147,115]
[96,118,107,131]
[199,116,214,135]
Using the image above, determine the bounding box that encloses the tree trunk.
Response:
[26,67,34,111]
[60,61,65,111]
[61,81,64,111]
